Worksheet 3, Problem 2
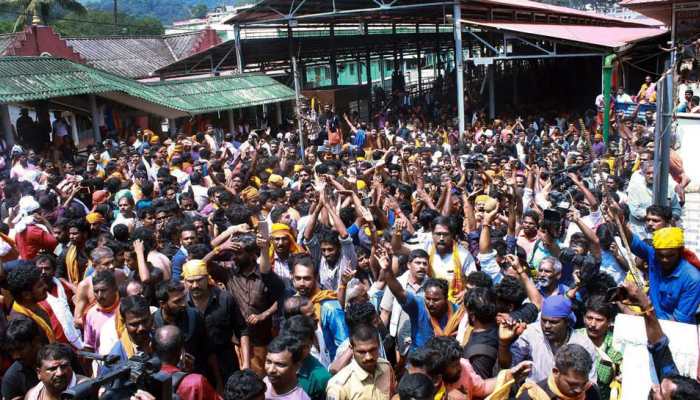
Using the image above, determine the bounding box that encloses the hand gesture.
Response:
[504,254,524,275]
[498,320,526,343]
[133,239,145,255]
[509,361,533,381]
[484,204,500,224]
[341,266,356,285]
[375,250,391,271]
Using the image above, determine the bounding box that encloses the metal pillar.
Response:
[365,23,372,119]
[234,24,244,74]
[288,24,304,163]
[379,55,386,92]
[168,118,176,135]
[392,24,398,70]
[435,23,441,90]
[453,2,465,136]
[416,24,422,97]
[228,109,235,133]
[0,104,14,148]
[653,71,673,207]
[88,94,101,144]
[330,24,338,86]
[602,54,615,142]
[488,63,495,120]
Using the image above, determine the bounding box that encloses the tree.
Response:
[0,0,87,31]
[190,3,207,19]
[51,9,164,36]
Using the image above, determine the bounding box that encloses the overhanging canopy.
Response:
[461,20,668,51]
[147,74,297,114]
[0,57,295,117]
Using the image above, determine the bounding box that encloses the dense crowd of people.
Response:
[0,76,699,400]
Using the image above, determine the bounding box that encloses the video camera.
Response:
[61,353,173,400]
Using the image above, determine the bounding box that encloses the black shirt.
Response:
[153,307,209,377]
[186,287,247,350]
[2,361,38,400]
[463,326,499,379]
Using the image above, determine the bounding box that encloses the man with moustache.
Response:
[326,323,395,399]
[499,295,597,383]
[153,281,213,381]
[393,216,476,304]
[25,344,88,400]
[184,259,248,390]
[379,249,428,350]
[288,254,349,364]
[264,335,310,400]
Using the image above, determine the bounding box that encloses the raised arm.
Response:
[378,254,406,304]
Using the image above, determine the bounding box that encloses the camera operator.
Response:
[558,209,602,287]
[153,325,221,400]
[99,295,154,377]
[26,344,88,400]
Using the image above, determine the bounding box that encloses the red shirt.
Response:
[15,225,57,260]
[160,364,222,400]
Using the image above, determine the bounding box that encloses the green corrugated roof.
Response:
[147,74,297,114]
[0,56,295,115]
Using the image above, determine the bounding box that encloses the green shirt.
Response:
[298,355,332,400]
[576,329,622,400]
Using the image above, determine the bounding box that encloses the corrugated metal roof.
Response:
[163,32,202,60]
[65,36,176,78]
[147,74,297,114]
[0,33,17,55]
[0,57,294,115]
[461,20,667,49]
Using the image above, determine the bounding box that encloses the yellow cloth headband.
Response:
[182,259,208,279]
[653,227,684,249]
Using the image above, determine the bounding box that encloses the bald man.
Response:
[154,325,222,400]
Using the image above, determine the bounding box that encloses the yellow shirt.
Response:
[326,358,394,400]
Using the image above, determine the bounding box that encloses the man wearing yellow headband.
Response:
[264,223,304,285]
[617,212,700,323]
[182,259,251,383]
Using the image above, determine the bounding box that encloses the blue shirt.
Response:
[171,248,188,282]
[399,291,458,351]
[353,129,366,148]
[631,234,700,323]
[319,299,349,360]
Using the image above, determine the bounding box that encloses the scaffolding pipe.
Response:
[453,2,465,136]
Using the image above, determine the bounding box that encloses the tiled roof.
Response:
[0,56,295,116]
[65,36,177,78]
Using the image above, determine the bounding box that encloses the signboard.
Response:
[674,2,700,45]
[612,314,699,400]
[472,57,494,66]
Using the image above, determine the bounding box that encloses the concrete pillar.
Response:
[276,102,283,126]
[488,63,495,120]
[69,113,79,146]
[168,118,176,135]
[89,94,101,144]
[453,3,465,136]
[228,109,235,133]
[0,104,14,148]
[234,24,244,74]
